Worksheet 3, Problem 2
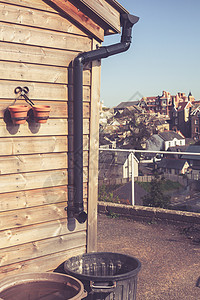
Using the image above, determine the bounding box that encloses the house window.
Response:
[195,119,198,125]
[195,127,199,133]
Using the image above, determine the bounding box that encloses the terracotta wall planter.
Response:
[32,105,51,123]
[8,105,29,125]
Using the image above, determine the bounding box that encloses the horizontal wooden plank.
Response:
[0,231,86,267]
[0,136,67,155]
[0,80,90,101]
[0,218,86,249]
[0,151,88,174]
[0,61,91,85]
[0,22,92,51]
[0,134,90,156]
[0,186,67,212]
[0,42,78,67]
[0,246,86,279]
[0,0,57,12]
[0,184,88,212]
[0,2,87,36]
[0,153,68,175]
[0,169,67,194]
[0,119,68,137]
[0,202,67,231]
[0,169,88,194]
[0,118,89,137]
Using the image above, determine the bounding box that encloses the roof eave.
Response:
[106,0,129,14]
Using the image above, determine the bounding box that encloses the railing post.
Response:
[131,152,135,206]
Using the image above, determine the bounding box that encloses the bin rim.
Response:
[0,272,87,300]
[64,252,141,281]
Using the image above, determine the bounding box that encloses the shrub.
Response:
[142,176,171,209]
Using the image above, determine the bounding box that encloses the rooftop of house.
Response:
[114,101,139,109]
[182,145,200,160]
[167,145,188,153]
[190,104,200,115]
[177,101,193,112]
[97,213,200,300]
[158,131,184,141]
[99,151,138,165]
[157,158,188,170]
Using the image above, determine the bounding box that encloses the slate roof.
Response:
[158,131,184,141]
[99,151,128,165]
[182,145,200,160]
[157,158,188,170]
[99,151,138,165]
[167,145,188,153]
[115,101,139,109]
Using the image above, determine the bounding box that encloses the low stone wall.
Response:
[98,202,200,224]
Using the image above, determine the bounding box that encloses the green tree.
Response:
[142,176,171,209]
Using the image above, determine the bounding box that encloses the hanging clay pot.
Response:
[32,105,51,123]
[8,105,29,125]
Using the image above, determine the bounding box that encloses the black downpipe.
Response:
[72,14,139,223]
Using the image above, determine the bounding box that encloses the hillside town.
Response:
[99,91,200,212]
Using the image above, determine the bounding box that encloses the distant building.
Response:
[99,151,139,180]
[157,158,189,175]
[114,101,139,113]
[139,91,194,117]
[99,134,116,149]
[146,131,185,151]
[190,105,200,141]
[181,145,200,168]
[170,99,193,137]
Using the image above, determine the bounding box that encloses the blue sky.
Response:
[100,0,200,107]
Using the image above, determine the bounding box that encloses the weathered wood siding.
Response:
[0,0,98,278]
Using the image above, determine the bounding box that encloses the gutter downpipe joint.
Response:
[72,14,139,223]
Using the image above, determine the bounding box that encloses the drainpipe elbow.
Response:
[74,54,85,67]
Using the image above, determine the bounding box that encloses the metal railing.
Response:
[99,148,200,207]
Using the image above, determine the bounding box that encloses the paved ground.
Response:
[97,214,200,300]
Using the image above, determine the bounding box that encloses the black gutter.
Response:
[72,13,139,223]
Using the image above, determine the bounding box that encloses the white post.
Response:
[131,152,135,206]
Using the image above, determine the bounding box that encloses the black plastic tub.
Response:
[0,272,87,300]
[64,252,141,300]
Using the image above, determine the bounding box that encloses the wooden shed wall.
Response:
[0,0,100,278]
